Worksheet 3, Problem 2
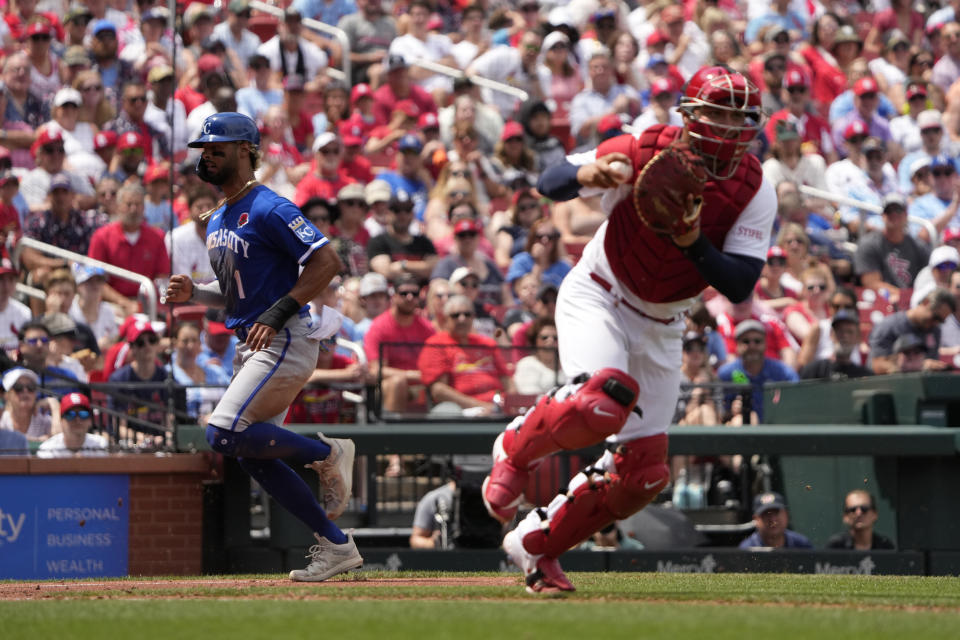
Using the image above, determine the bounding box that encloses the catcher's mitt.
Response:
[633,141,707,237]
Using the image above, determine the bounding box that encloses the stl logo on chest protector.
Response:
[288,215,316,242]
[237,212,249,227]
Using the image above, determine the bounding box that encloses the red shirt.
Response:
[175,86,206,115]
[799,45,848,114]
[717,312,799,362]
[363,309,436,369]
[0,203,20,234]
[285,354,352,424]
[5,12,64,42]
[418,332,510,402]
[87,221,170,298]
[371,84,437,126]
[765,110,833,156]
[294,169,354,207]
[341,154,374,184]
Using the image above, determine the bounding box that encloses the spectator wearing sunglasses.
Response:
[107,319,170,434]
[294,132,354,206]
[431,218,508,308]
[211,1,263,71]
[826,489,895,550]
[16,319,79,394]
[506,218,571,297]
[0,366,60,442]
[418,294,513,416]
[37,392,108,458]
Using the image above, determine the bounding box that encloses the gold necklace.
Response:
[198,179,259,221]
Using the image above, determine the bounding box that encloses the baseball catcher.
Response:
[482,67,774,593]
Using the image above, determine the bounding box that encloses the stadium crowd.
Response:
[2,0,960,467]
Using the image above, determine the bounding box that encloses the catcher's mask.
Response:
[680,67,764,180]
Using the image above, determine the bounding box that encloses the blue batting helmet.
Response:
[188,112,260,148]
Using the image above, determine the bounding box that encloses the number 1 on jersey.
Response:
[233,269,247,299]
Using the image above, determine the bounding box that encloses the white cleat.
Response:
[289,531,363,582]
[307,434,356,520]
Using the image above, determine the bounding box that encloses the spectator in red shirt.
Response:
[372,54,437,126]
[338,120,374,184]
[715,292,799,370]
[345,83,376,138]
[285,337,370,424]
[418,293,514,416]
[0,171,21,237]
[294,132,354,206]
[87,182,169,316]
[4,0,64,43]
[363,273,435,413]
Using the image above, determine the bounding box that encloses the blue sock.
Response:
[239,457,346,544]
[207,423,331,467]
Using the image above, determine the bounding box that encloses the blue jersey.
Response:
[377,172,429,221]
[206,185,328,329]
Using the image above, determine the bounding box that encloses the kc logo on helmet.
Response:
[203,120,212,135]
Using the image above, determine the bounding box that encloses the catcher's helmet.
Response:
[188,112,260,148]
[679,66,764,180]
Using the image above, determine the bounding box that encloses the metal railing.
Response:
[12,237,159,320]
[250,0,350,83]
[413,58,530,102]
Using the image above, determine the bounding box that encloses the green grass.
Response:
[3,572,960,640]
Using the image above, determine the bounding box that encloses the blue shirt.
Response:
[739,528,813,549]
[168,360,231,418]
[0,428,28,455]
[236,86,284,121]
[744,12,808,44]
[505,252,572,290]
[145,199,174,230]
[377,172,429,221]
[717,358,798,422]
[197,333,239,370]
[206,185,328,328]
[828,90,896,125]
[292,0,356,25]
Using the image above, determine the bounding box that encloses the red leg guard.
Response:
[506,368,639,468]
[522,433,670,558]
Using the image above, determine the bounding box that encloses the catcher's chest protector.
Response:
[602,125,763,303]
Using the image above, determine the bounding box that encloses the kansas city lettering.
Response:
[207,228,251,257]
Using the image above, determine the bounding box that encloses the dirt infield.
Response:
[0,576,518,600]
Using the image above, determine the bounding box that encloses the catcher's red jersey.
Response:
[597,125,763,303]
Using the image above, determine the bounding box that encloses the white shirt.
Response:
[388,33,454,94]
[212,23,264,68]
[20,168,95,208]
[69,298,118,345]
[0,298,31,353]
[631,107,683,134]
[166,221,216,285]
[257,36,329,81]
[467,46,535,119]
[145,97,189,157]
[761,154,829,191]
[37,432,109,458]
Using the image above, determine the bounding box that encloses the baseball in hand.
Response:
[609,160,633,182]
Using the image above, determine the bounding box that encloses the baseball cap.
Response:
[60,392,91,416]
[853,77,879,96]
[91,18,116,36]
[359,272,389,297]
[944,228,960,243]
[734,318,766,340]
[843,120,868,141]
[418,112,439,130]
[906,83,928,101]
[2,367,39,392]
[148,64,175,84]
[142,6,169,22]
[449,266,479,286]
[882,193,907,212]
[917,110,942,131]
[861,136,884,154]
[752,491,787,516]
[31,127,63,158]
[73,263,105,285]
[116,131,144,152]
[393,100,419,119]
[767,246,786,260]
[834,24,861,45]
[205,321,232,336]
[64,4,92,25]
[63,45,90,67]
[43,312,77,338]
[312,131,338,153]
[183,3,214,28]
[931,155,956,174]
[597,114,623,140]
[397,134,423,153]
[543,30,569,52]
[784,69,807,88]
[682,331,707,346]
[350,83,372,104]
[775,120,800,142]
[365,179,392,205]
[385,54,408,72]
[228,0,250,12]
[764,24,789,43]
[338,121,364,147]
[894,333,925,354]
[930,245,960,268]
[55,87,82,108]
[26,20,54,38]
[94,130,117,151]
[453,218,482,235]
[49,172,72,191]
[0,254,18,276]
[501,121,524,141]
[910,156,932,177]
[126,319,159,344]
[661,5,684,23]
[337,182,365,202]
[143,163,170,185]
[831,309,859,328]
[0,170,19,187]
[646,53,668,69]
[885,28,909,50]
[389,190,413,210]
[646,31,669,48]
[197,54,224,76]
[650,77,674,97]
